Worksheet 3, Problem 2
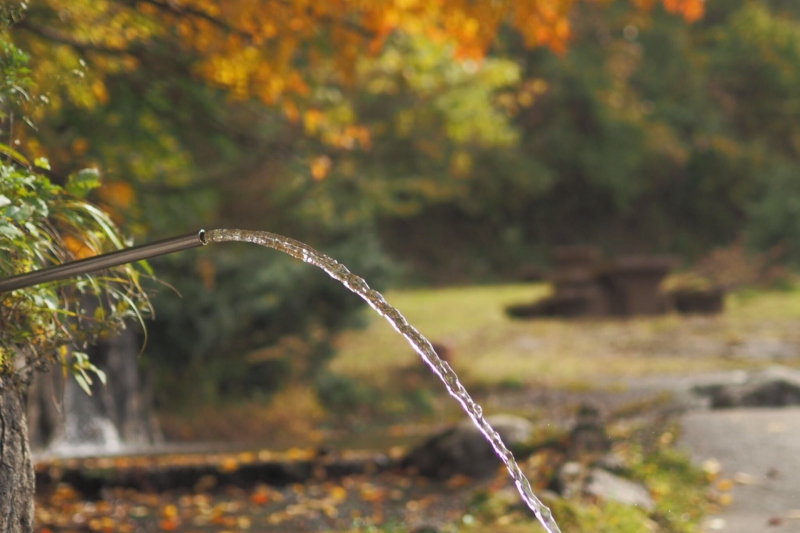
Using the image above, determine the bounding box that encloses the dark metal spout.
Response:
[0,230,207,293]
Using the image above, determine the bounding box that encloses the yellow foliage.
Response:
[98,181,136,209]
[71,138,89,156]
[62,234,96,260]
[449,150,473,178]
[310,155,332,181]
[303,109,324,135]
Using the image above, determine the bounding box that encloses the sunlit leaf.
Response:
[66,168,101,199]
[74,371,93,396]
[0,142,30,167]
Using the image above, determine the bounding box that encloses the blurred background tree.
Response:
[378,0,800,281]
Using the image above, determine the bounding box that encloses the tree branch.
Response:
[118,0,374,41]
[16,20,135,56]
[120,0,255,42]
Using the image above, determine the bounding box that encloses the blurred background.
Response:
[7,0,800,530]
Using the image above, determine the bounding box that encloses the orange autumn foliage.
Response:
[663,0,705,22]
[19,0,704,108]
[158,0,703,99]
[62,234,96,260]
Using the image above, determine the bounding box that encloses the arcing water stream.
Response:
[205,229,562,533]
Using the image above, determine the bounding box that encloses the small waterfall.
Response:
[46,376,122,457]
[206,229,562,533]
[31,322,162,458]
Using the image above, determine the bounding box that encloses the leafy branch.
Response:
[0,162,152,390]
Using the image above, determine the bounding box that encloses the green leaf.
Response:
[73,202,124,249]
[40,291,59,310]
[0,142,30,167]
[0,194,10,207]
[33,157,50,170]
[73,350,89,366]
[30,197,48,217]
[74,371,93,396]
[66,168,101,199]
[4,203,33,222]
[0,225,23,239]
[137,259,155,276]
[91,365,107,386]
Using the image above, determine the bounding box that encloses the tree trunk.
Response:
[0,376,35,533]
[25,368,63,450]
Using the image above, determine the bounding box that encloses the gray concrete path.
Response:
[679,408,800,533]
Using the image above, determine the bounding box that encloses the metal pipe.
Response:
[0,230,207,293]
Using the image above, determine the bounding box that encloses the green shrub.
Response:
[0,162,151,390]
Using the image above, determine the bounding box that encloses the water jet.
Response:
[2,229,561,533]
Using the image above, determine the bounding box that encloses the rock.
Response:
[585,468,655,511]
[669,287,725,315]
[566,402,610,459]
[695,366,800,408]
[402,414,533,479]
[551,461,588,499]
[506,300,554,318]
[594,450,629,473]
[551,462,655,511]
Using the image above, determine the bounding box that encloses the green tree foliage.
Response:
[708,2,800,264]
[377,0,800,281]
[277,35,523,228]
[145,232,394,405]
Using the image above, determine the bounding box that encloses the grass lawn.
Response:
[330,283,800,389]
